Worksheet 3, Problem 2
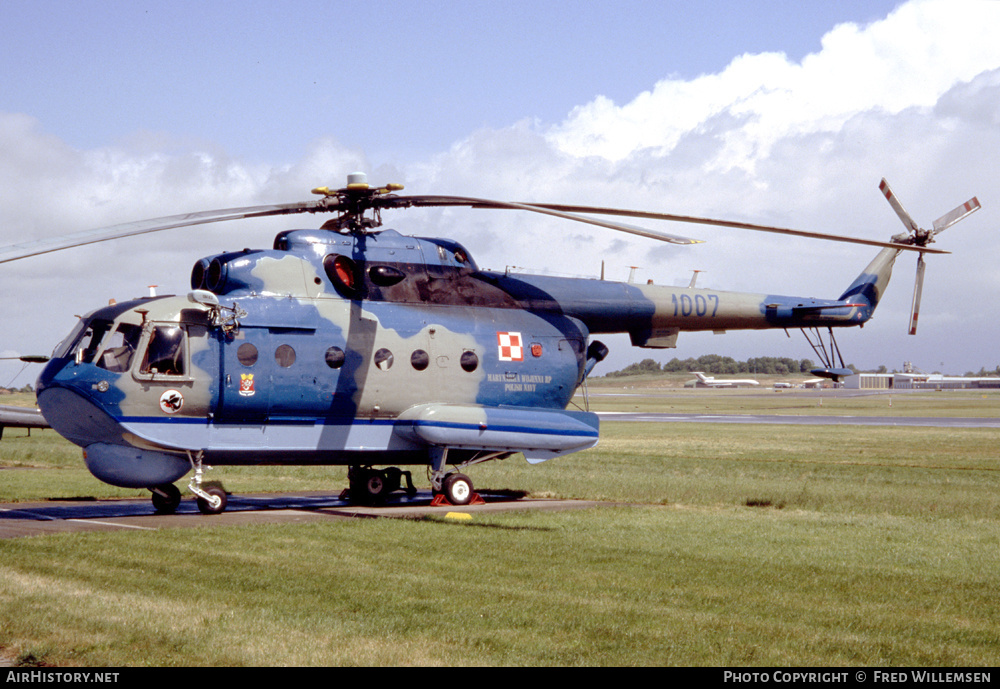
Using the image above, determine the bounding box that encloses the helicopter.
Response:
[0,174,980,513]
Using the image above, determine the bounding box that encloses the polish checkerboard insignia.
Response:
[496,331,523,362]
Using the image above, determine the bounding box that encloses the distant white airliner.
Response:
[691,372,760,388]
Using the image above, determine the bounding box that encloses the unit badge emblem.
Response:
[159,389,184,414]
[240,373,256,397]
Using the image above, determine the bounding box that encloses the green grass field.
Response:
[1,390,998,666]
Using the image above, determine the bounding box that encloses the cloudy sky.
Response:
[2,0,998,387]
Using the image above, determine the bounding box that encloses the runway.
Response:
[0,491,611,540]
[597,411,1000,428]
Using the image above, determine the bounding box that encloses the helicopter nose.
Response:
[36,384,191,489]
[35,385,124,448]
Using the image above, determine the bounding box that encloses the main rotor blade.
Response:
[3,185,957,267]
[500,201,705,245]
[385,195,703,245]
[932,196,981,234]
[505,201,948,254]
[909,253,926,336]
[0,201,329,264]
[879,178,920,234]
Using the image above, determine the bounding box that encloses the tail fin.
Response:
[838,246,902,312]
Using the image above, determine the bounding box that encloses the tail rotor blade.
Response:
[933,197,981,235]
[908,253,926,335]
[879,178,920,234]
[877,178,980,335]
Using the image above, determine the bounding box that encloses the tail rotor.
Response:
[879,178,980,334]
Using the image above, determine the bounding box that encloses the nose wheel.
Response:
[148,478,226,515]
[150,483,181,514]
[196,485,228,515]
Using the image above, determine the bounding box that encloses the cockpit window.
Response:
[96,323,143,373]
[139,325,187,376]
[65,319,114,364]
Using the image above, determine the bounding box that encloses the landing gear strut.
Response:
[187,450,227,515]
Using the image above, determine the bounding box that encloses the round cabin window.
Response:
[325,346,345,369]
[460,350,479,372]
[275,344,296,368]
[237,342,258,366]
[410,349,429,371]
[374,348,394,371]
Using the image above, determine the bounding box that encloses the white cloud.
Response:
[546,0,1000,172]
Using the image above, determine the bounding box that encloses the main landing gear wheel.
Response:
[363,472,387,503]
[150,483,181,514]
[347,466,417,505]
[348,466,387,505]
[196,485,227,515]
[442,473,473,506]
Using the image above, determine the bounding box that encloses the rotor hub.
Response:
[311,172,405,234]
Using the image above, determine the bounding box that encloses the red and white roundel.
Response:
[496,331,523,362]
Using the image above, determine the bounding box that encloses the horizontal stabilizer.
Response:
[792,302,865,313]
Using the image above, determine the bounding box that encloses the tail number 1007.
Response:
[671,293,719,317]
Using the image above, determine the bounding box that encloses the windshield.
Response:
[61,319,114,364]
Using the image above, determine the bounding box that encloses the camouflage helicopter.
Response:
[0,174,979,513]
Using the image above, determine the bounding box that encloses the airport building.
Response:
[844,372,1000,390]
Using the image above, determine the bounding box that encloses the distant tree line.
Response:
[967,366,1000,378]
[604,355,816,377]
[0,384,34,394]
